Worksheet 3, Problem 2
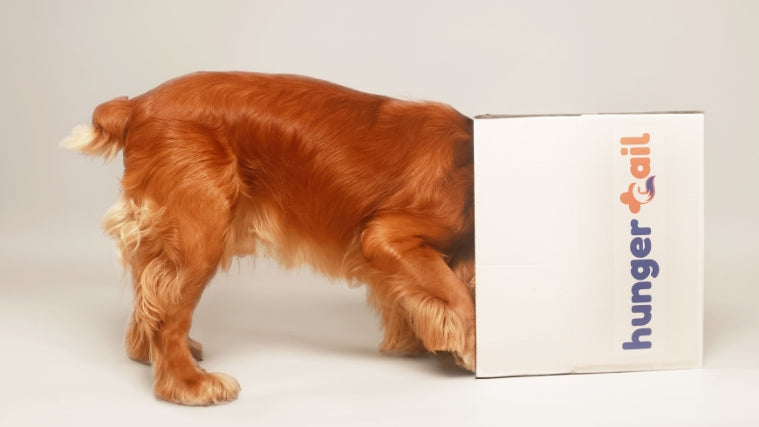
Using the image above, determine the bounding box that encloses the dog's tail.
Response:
[60,96,133,161]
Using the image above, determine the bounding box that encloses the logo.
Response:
[619,133,656,213]
[619,132,659,351]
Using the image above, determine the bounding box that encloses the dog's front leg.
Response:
[360,214,476,371]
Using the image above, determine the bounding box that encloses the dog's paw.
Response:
[155,372,240,406]
[452,350,475,372]
[127,336,205,364]
[188,337,204,361]
[379,343,428,358]
[452,325,475,372]
[379,333,427,357]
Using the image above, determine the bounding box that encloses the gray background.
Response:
[1,1,757,425]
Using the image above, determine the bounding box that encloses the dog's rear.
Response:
[63,72,475,405]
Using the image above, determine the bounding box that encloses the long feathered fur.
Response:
[63,72,475,405]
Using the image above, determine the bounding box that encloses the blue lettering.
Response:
[632,281,652,303]
[631,304,652,326]
[623,328,652,350]
[630,219,651,236]
[630,237,651,258]
[631,258,659,280]
[624,219,657,351]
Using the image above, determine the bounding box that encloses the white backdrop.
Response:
[1,1,757,425]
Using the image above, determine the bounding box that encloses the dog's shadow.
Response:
[189,269,471,377]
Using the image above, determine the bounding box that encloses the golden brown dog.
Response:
[63,72,475,405]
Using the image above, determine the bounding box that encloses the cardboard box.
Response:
[474,113,703,378]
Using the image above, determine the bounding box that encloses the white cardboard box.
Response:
[474,113,704,378]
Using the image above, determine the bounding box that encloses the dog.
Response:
[62,72,475,405]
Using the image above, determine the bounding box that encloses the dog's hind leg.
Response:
[143,242,240,406]
[102,197,206,365]
[103,197,160,363]
[105,184,239,404]
[142,198,236,405]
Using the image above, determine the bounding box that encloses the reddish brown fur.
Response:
[69,72,475,405]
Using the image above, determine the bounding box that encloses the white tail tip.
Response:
[60,124,96,152]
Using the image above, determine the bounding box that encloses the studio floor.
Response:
[2,252,757,427]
